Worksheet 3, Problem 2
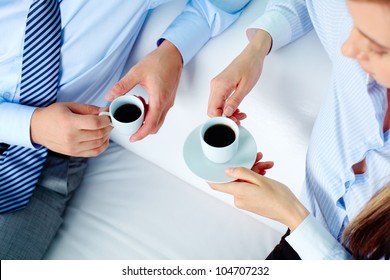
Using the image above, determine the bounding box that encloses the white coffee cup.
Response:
[200,116,239,163]
[99,95,144,136]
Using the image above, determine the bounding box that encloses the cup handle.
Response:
[98,111,113,127]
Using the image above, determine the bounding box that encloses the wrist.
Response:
[287,203,310,232]
[247,29,272,58]
[158,39,183,68]
[30,107,43,146]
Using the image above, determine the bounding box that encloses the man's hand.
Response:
[208,29,272,119]
[105,40,183,142]
[31,102,112,157]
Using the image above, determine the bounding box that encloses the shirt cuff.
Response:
[0,102,38,149]
[158,11,211,66]
[246,11,292,52]
[286,214,352,260]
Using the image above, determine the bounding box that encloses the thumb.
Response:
[225,166,260,184]
[105,70,139,101]
[64,102,101,115]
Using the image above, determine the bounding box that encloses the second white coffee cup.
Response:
[200,117,239,163]
[99,95,145,136]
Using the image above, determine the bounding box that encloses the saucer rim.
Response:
[183,125,257,183]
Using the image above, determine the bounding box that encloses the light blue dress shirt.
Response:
[250,0,390,259]
[0,0,250,149]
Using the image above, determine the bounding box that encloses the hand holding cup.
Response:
[99,95,145,136]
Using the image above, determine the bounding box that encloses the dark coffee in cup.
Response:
[203,124,236,148]
[113,104,141,123]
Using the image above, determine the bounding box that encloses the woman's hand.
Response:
[208,154,309,231]
[207,29,272,119]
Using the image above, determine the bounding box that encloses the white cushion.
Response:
[45,142,280,259]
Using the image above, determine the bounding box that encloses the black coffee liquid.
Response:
[113,104,141,123]
[204,124,235,147]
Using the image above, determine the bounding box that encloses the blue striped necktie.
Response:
[0,0,62,214]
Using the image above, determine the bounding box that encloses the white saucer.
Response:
[183,125,257,183]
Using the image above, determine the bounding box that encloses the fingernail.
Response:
[105,91,115,100]
[224,106,234,117]
[225,168,234,174]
